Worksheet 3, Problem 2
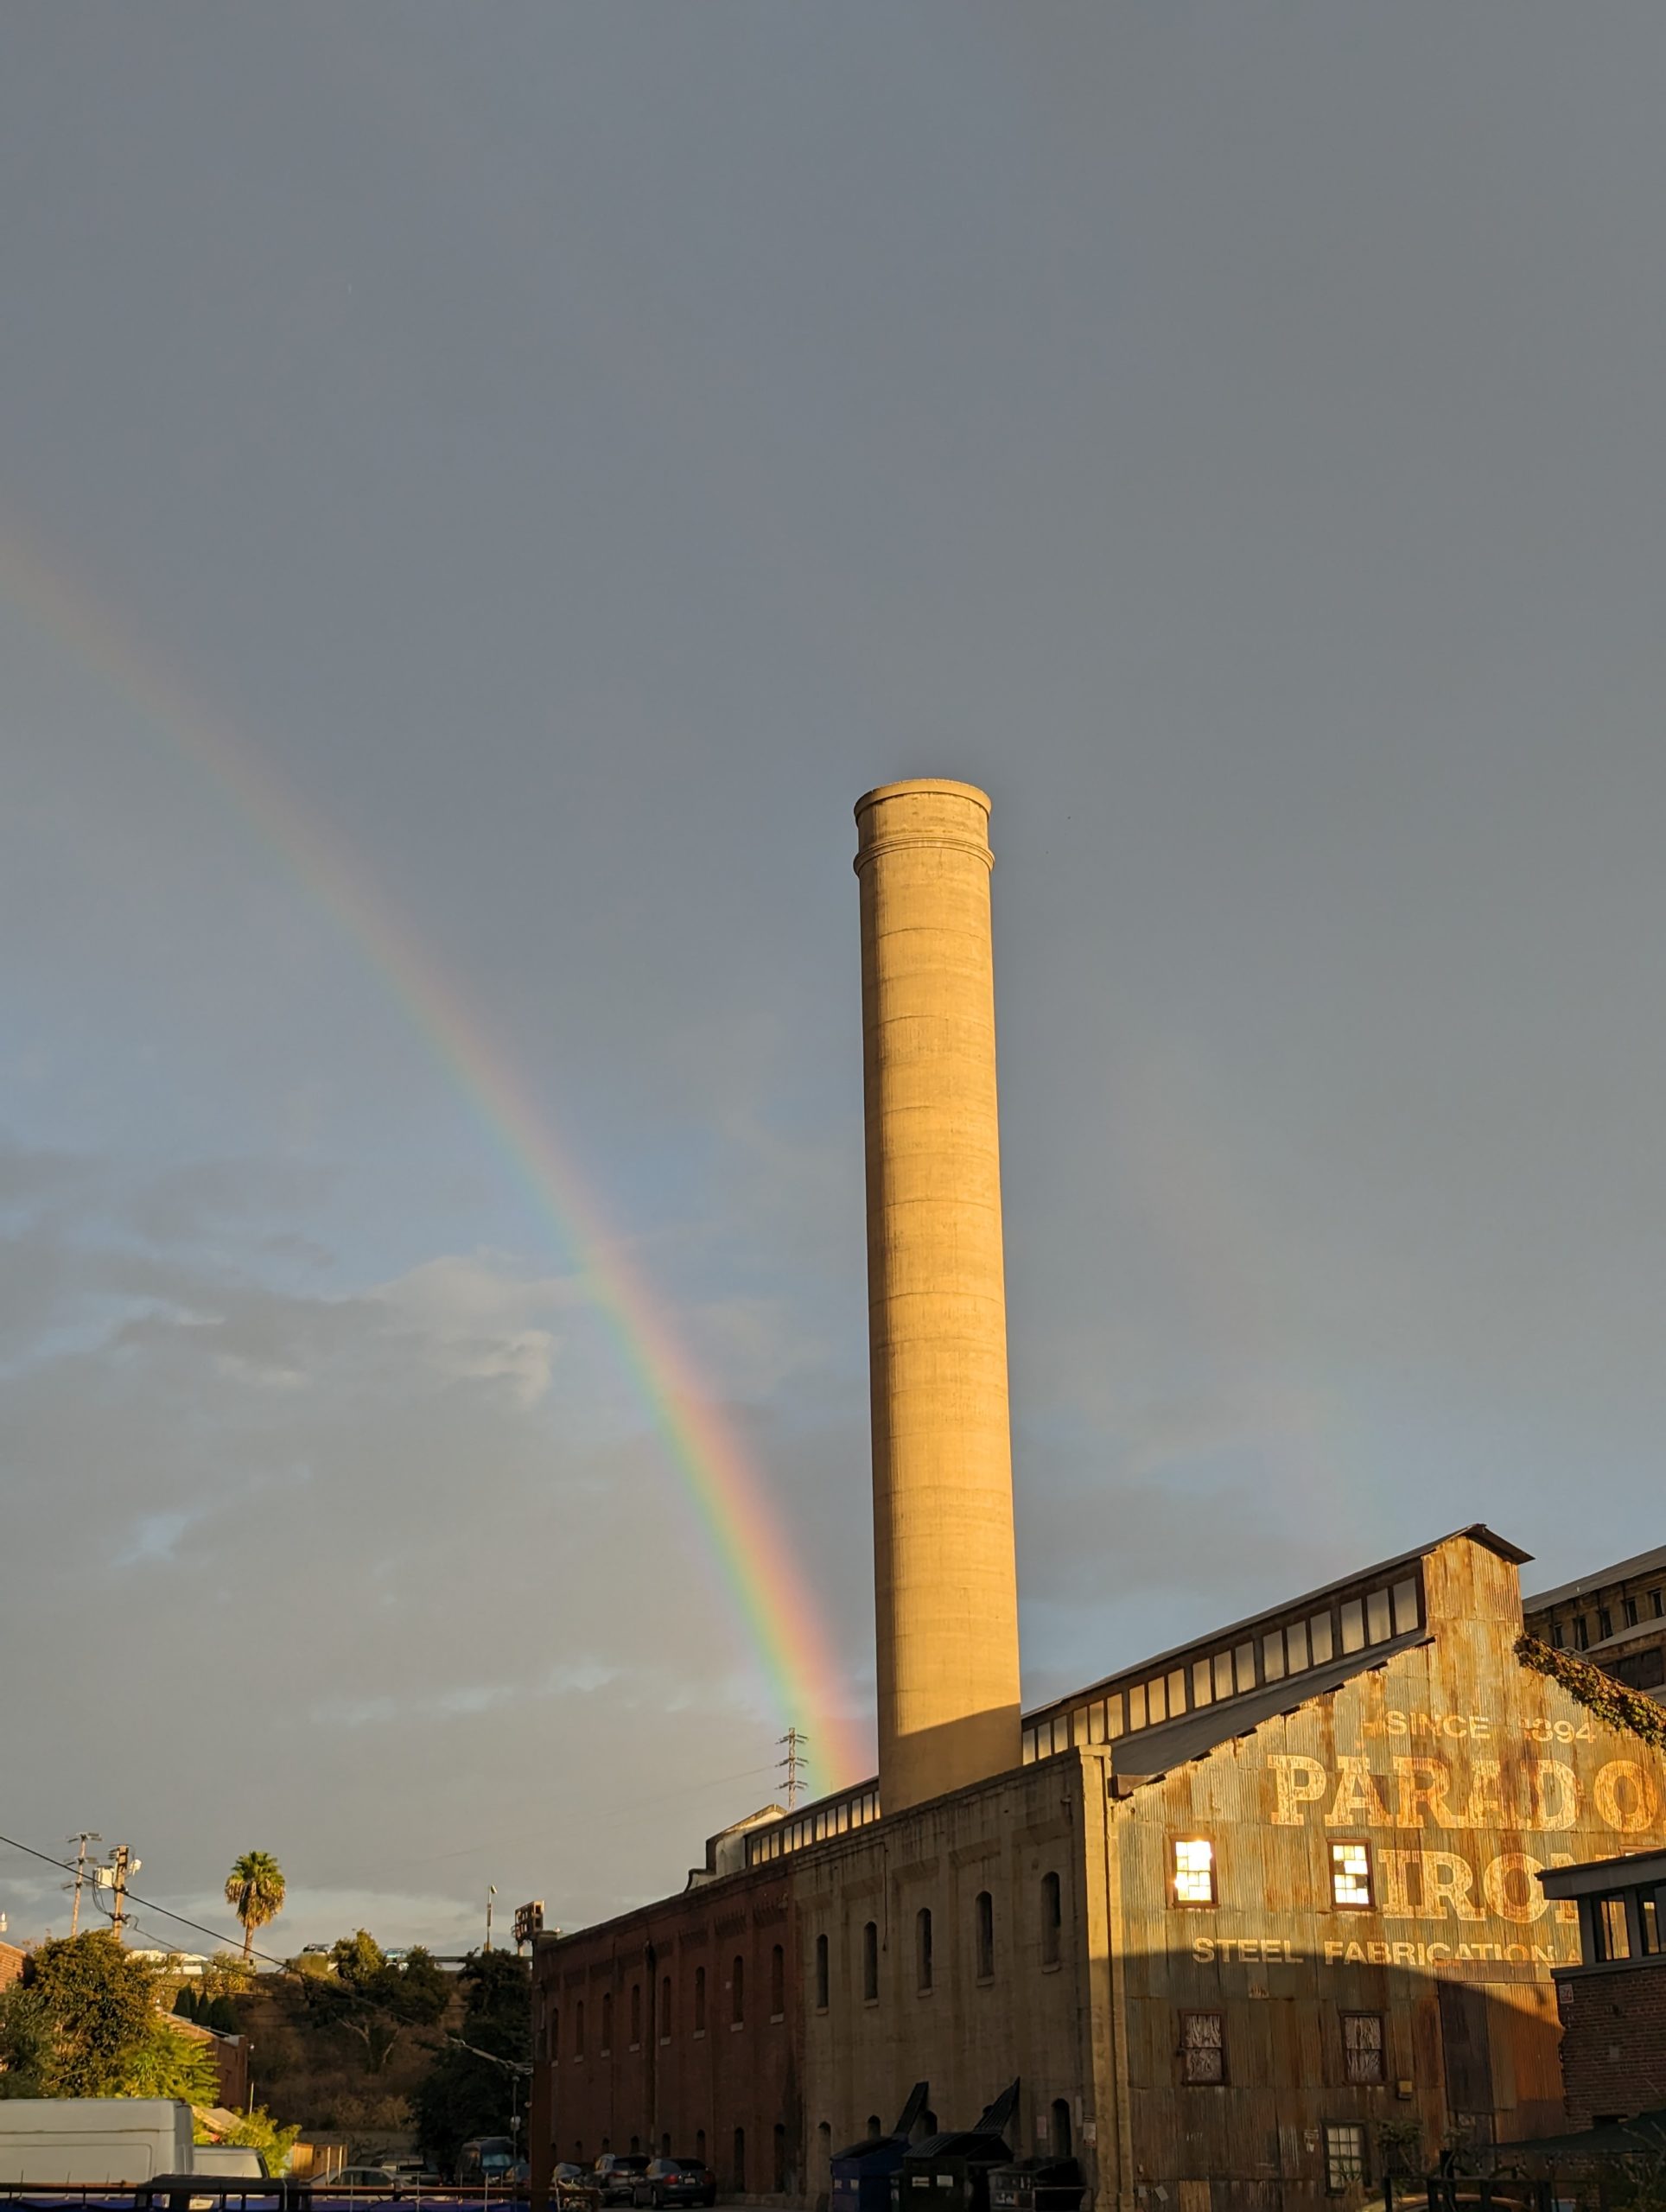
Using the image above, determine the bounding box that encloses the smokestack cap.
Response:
[854,779,994,875]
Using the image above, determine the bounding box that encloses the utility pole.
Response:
[100,1846,138,1938]
[485,1885,496,1952]
[777,1728,810,1809]
[64,1833,102,1937]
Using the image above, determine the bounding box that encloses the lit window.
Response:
[1262,1630,1286,1682]
[1642,1892,1662,1957]
[1287,1619,1310,1671]
[1166,1667,1185,1716]
[1366,1589,1392,1643]
[1342,2012,1385,2085]
[1086,1702,1105,1745]
[1324,2124,1368,2193]
[1331,1841,1373,1910]
[1192,1658,1213,1708]
[1128,1682,1147,1731]
[1211,1651,1232,1700]
[1022,1726,1038,1764]
[1340,1599,1365,1654]
[1234,1641,1256,1692]
[1180,2011,1224,2085]
[1154,1673,1173,1724]
[1310,1612,1335,1665]
[1391,1578,1419,1634]
[1173,1839,1217,1908]
[1107,1697,1125,1740]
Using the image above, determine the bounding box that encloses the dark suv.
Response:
[591,2155,653,2206]
[631,2158,717,2209]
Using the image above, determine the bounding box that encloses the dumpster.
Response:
[896,2086,1020,2212]
[833,2084,931,2212]
[989,2160,1084,2212]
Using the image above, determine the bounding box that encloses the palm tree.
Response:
[224,1850,286,1962]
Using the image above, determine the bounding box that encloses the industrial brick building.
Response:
[1538,1846,1666,2129]
[528,785,1666,2211]
[1523,1548,1666,1697]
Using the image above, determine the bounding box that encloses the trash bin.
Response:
[989,2159,1084,2212]
[898,2130,1014,2212]
[833,2083,931,2212]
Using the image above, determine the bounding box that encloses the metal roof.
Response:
[1523,1541,1666,1613]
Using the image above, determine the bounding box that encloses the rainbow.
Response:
[0,524,868,1790]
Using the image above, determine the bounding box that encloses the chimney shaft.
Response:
[854,779,1022,1814]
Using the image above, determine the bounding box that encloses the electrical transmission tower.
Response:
[777,1728,811,1808]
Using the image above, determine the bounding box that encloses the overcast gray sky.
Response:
[3,3,1664,1955]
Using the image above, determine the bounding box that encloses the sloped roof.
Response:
[1524,1541,1666,1612]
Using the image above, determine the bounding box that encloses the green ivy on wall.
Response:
[1516,1632,1666,1754]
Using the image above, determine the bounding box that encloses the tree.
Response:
[225,1852,286,1963]
[412,1949,530,2177]
[120,2019,222,2105]
[22,1932,158,2095]
[0,1987,54,2098]
[299,1934,449,2075]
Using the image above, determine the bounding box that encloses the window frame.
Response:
[1178,2008,1226,2087]
[1341,2010,1386,2087]
[1323,2122,1369,2195]
[1171,1837,1218,1910]
[1330,1838,1375,1911]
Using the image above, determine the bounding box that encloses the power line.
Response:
[0,1831,290,1971]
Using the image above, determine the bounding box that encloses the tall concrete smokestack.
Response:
[854,779,1022,1815]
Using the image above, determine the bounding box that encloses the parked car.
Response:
[590,2153,652,2204]
[630,2157,717,2209]
[458,2139,518,2189]
[334,2168,399,2190]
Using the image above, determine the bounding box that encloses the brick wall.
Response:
[1555,1961,1666,2126]
[0,1943,23,1993]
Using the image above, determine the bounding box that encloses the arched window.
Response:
[976,1890,995,1980]
[773,2124,788,2191]
[862,1919,880,2002]
[694,1964,707,2034]
[815,1932,830,2010]
[660,1975,671,2043]
[732,2129,747,2191]
[1051,2101,1072,2158]
[575,1999,586,2058]
[916,1907,933,1993]
[1041,1872,1062,1967]
[629,1982,641,2047]
[770,1942,785,2018]
[601,1993,613,2053]
[731,1953,745,2025]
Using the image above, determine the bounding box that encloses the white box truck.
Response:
[0,2098,196,2183]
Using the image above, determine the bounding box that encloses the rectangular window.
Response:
[1213,1651,1233,1700]
[1340,1598,1365,1654]
[1391,1577,1419,1634]
[1599,1608,1613,1642]
[1086,1702,1104,1745]
[1128,1682,1147,1732]
[1107,1696,1125,1740]
[1551,1622,1565,1649]
[1310,1611,1335,1665]
[1234,1641,1256,1692]
[1287,1618,1310,1672]
[1574,1615,1590,1650]
[1324,2124,1367,2193]
[1342,2012,1385,2085]
[1262,1630,1286,1682]
[1331,1840,1373,1910]
[1597,1895,1631,1961]
[1624,1596,1639,1628]
[1022,1726,1038,1764]
[1653,1590,1664,1619]
[1173,1839,1217,1908]
[1192,1658,1213,1709]
[1180,2011,1225,2085]
[1641,1891,1661,1957]
[1167,1668,1187,1715]
[1366,1588,1392,1644]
